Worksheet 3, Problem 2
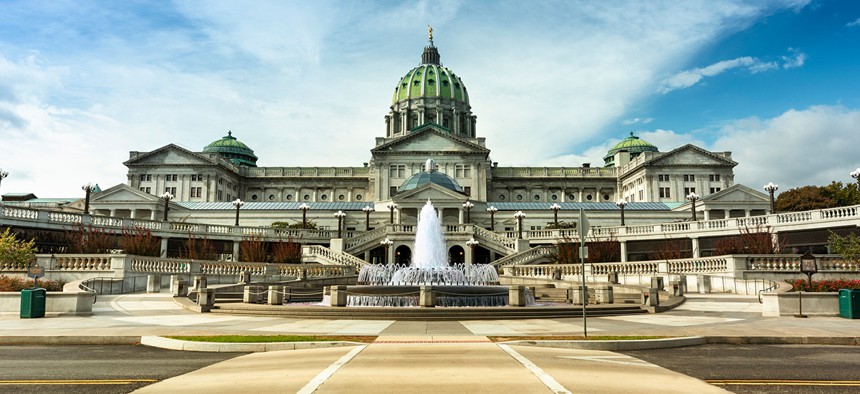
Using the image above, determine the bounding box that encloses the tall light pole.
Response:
[387,202,397,224]
[686,192,699,221]
[764,182,778,214]
[82,183,95,215]
[0,169,8,194]
[362,205,375,231]
[298,203,310,228]
[232,198,244,226]
[486,205,498,231]
[615,199,627,226]
[466,237,479,264]
[851,168,860,188]
[380,237,393,265]
[161,192,173,221]
[334,210,346,238]
[514,211,526,240]
[462,200,474,224]
[549,203,561,227]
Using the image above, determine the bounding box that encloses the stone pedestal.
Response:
[419,285,435,307]
[642,288,660,306]
[171,279,187,297]
[268,286,284,305]
[509,285,528,307]
[330,285,347,307]
[594,285,614,304]
[239,271,252,284]
[697,275,711,294]
[607,271,619,284]
[146,275,160,293]
[193,275,207,291]
[244,285,264,304]
[197,288,215,311]
[568,286,588,305]
[169,275,180,294]
[650,277,665,290]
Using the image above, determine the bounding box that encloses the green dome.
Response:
[203,131,258,167]
[603,132,659,167]
[397,159,465,195]
[391,44,469,106]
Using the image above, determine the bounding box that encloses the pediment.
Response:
[394,183,468,202]
[93,184,161,203]
[648,145,736,167]
[372,127,489,155]
[701,184,768,203]
[125,144,217,167]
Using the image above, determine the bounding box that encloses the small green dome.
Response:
[391,43,469,106]
[397,159,465,195]
[603,132,659,167]
[203,131,258,167]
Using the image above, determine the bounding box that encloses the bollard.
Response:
[509,285,527,307]
[243,285,264,304]
[608,271,619,284]
[419,285,435,307]
[239,271,252,284]
[329,285,347,307]
[594,285,614,304]
[193,275,207,291]
[648,288,660,306]
[171,280,188,297]
[650,276,665,290]
[678,274,688,294]
[197,288,215,311]
[268,286,284,305]
[170,275,180,294]
[568,286,588,305]
[146,274,160,293]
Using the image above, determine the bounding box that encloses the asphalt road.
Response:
[622,344,860,394]
[0,345,246,394]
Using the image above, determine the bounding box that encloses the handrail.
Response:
[78,280,98,304]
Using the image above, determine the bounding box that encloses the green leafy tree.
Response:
[0,229,37,267]
[828,231,860,263]
[821,181,860,207]
[774,186,837,212]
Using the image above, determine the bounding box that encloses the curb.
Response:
[139,336,366,352]
[504,336,707,351]
[0,336,140,345]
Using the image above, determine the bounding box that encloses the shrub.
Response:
[828,231,860,263]
[181,232,218,260]
[787,278,860,292]
[272,220,318,230]
[240,235,269,263]
[553,234,620,264]
[64,223,116,254]
[713,225,782,255]
[119,226,161,257]
[0,228,36,266]
[272,236,302,264]
[0,275,66,292]
[655,238,691,261]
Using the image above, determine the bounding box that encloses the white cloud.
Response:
[711,105,860,190]
[847,17,860,27]
[621,117,654,126]
[659,56,778,93]
[782,48,806,69]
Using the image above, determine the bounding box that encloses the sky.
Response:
[1,0,859,198]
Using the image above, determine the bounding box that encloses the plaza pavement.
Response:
[1,292,858,393]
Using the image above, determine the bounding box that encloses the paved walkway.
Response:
[1,292,857,393]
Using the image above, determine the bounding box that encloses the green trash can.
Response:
[20,288,46,319]
[838,289,860,319]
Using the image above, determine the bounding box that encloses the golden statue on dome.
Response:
[428,25,433,41]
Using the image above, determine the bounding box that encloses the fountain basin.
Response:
[341,285,510,307]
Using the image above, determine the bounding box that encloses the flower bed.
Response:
[0,275,66,292]
[787,278,860,292]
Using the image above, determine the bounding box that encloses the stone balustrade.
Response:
[304,245,369,268]
[491,245,556,267]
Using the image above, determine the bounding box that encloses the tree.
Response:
[774,186,837,212]
[0,229,36,267]
[828,231,860,263]
[821,181,860,207]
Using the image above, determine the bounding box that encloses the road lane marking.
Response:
[0,379,157,385]
[498,344,571,394]
[558,355,659,367]
[297,345,367,394]
[708,379,860,386]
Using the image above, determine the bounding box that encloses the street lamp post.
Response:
[549,203,561,227]
[232,198,244,226]
[380,237,393,265]
[298,203,310,228]
[462,200,474,224]
[387,203,397,224]
[466,237,479,265]
[486,206,498,231]
[334,210,346,238]
[514,211,526,240]
[615,199,627,226]
[82,183,95,215]
[161,192,173,221]
[362,205,375,231]
[0,169,8,193]
[764,182,778,214]
[851,168,860,188]
[686,192,699,221]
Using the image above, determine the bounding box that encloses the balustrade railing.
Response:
[504,264,581,277]
[473,226,517,252]
[304,245,368,268]
[591,261,658,276]
[491,245,556,267]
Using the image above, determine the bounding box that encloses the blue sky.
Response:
[1,0,859,198]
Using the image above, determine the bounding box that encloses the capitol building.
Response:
[79,34,768,234]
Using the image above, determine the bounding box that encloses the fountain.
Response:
[349,200,515,307]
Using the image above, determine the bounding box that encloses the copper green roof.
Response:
[392,43,469,106]
[603,132,659,167]
[203,131,258,167]
[397,160,465,195]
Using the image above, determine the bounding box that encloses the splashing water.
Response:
[411,200,448,269]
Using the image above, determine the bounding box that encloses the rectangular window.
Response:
[658,174,669,182]
[530,226,542,231]
[164,187,176,196]
[139,187,151,194]
[659,187,670,198]
[638,190,644,200]
[217,190,223,200]
[191,174,204,182]
[464,186,471,197]
[683,174,695,182]
[139,174,145,181]
[684,187,696,196]
[390,186,398,197]
[710,187,721,194]
[389,164,406,178]
[455,164,471,178]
